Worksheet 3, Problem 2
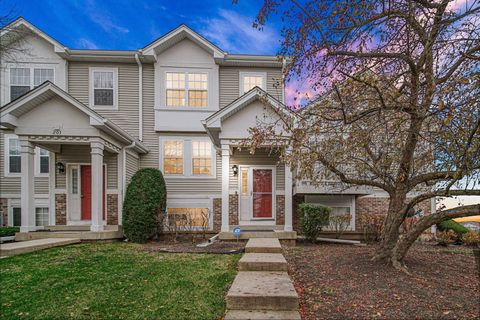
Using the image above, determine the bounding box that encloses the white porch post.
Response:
[221,144,230,232]
[90,138,104,232]
[284,164,293,231]
[20,137,36,232]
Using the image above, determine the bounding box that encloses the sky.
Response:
[1,0,282,55]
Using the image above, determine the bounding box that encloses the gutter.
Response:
[135,53,143,141]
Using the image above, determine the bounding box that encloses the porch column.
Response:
[284,164,293,231]
[19,136,36,232]
[90,138,104,232]
[221,144,230,232]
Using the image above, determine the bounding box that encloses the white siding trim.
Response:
[239,71,267,95]
[88,67,118,110]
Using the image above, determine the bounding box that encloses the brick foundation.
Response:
[55,193,67,225]
[276,195,285,225]
[213,198,221,232]
[292,194,305,233]
[0,198,8,227]
[229,194,239,226]
[107,194,118,225]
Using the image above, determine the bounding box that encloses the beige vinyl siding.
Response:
[219,67,283,108]
[0,130,49,196]
[229,148,285,192]
[139,64,157,169]
[125,151,138,185]
[68,62,139,139]
[55,145,118,189]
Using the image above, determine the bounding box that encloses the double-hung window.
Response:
[90,68,117,109]
[240,72,266,94]
[163,141,184,175]
[161,138,214,177]
[37,148,50,175]
[7,136,21,174]
[166,72,208,107]
[35,207,49,226]
[9,67,54,101]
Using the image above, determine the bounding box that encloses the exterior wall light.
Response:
[56,162,65,174]
[232,165,238,176]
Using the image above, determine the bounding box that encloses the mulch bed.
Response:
[143,237,245,254]
[284,242,480,320]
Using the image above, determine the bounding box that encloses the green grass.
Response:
[0,242,240,320]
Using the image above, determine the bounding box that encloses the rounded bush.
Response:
[123,168,167,243]
[437,219,469,235]
[299,203,330,242]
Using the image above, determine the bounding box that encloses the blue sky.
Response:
[2,0,282,54]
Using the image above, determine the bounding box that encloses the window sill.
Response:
[155,106,217,112]
[90,105,118,111]
[163,174,217,180]
[4,173,21,178]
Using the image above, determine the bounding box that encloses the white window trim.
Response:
[159,136,216,179]
[164,70,209,108]
[8,65,55,102]
[4,134,50,178]
[89,67,118,110]
[8,198,50,227]
[239,71,267,95]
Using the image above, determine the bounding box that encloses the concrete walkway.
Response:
[225,238,301,320]
[0,238,80,257]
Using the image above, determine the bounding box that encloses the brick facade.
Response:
[292,194,305,232]
[229,194,239,226]
[55,193,67,225]
[276,195,285,225]
[213,198,221,232]
[0,198,8,227]
[106,193,118,225]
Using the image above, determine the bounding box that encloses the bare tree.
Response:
[0,4,32,65]
[249,0,480,270]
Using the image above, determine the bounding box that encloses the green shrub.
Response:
[299,203,330,242]
[123,168,167,243]
[463,231,480,247]
[0,227,19,237]
[437,219,470,235]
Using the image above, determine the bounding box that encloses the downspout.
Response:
[135,53,143,141]
[119,141,136,227]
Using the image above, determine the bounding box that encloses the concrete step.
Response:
[45,225,120,231]
[238,253,287,272]
[0,238,80,257]
[245,238,282,254]
[15,230,123,241]
[225,310,301,320]
[231,225,284,231]
[226,271,298,311]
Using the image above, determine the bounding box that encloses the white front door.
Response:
[239,166,275,224]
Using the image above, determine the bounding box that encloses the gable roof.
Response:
[202,87,292,146]
[0,17,66,53]
[142,24,226,58]
[0,81,148,153]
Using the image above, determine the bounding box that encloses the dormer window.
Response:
[166,72,208,107]
[240,72,266,94]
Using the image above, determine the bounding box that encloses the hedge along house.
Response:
[0,18,434,240]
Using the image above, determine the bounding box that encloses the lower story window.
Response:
[13,207,21,227]
[35,207,49,226]
[167,208,209,228]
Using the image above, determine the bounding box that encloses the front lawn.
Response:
[285,243,480,319]
[0,242,240,320]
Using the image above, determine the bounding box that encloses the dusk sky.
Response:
[2,0,282,54]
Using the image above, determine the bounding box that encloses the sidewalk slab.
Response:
[0,238,80,257]
[245,238,282,254]
[238,253,287,271]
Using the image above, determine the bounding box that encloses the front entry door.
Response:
[80,165,105,220]
[239,167,274,222]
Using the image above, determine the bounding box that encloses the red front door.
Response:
[252,169,273,218]
[81,165,105,220]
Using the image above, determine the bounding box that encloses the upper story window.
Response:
[240,72,266,94]
[4,134,50,177]
[160,137,215,177]
[89,67,118,109]
[9,67,54,101]
[166,72,208,107]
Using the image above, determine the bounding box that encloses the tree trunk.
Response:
[390,204,480,270]
[372,194,407,261]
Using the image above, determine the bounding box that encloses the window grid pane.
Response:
[163,141,184,174]
[72,168,78,194]
[165,72,208,107]
[243,75,264,93]
[10,68,30,86]
[35,207,49,226]
[166,89,186,106]
[34,68,54,86]
[192,141,212,175]
[9,138,21,173]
